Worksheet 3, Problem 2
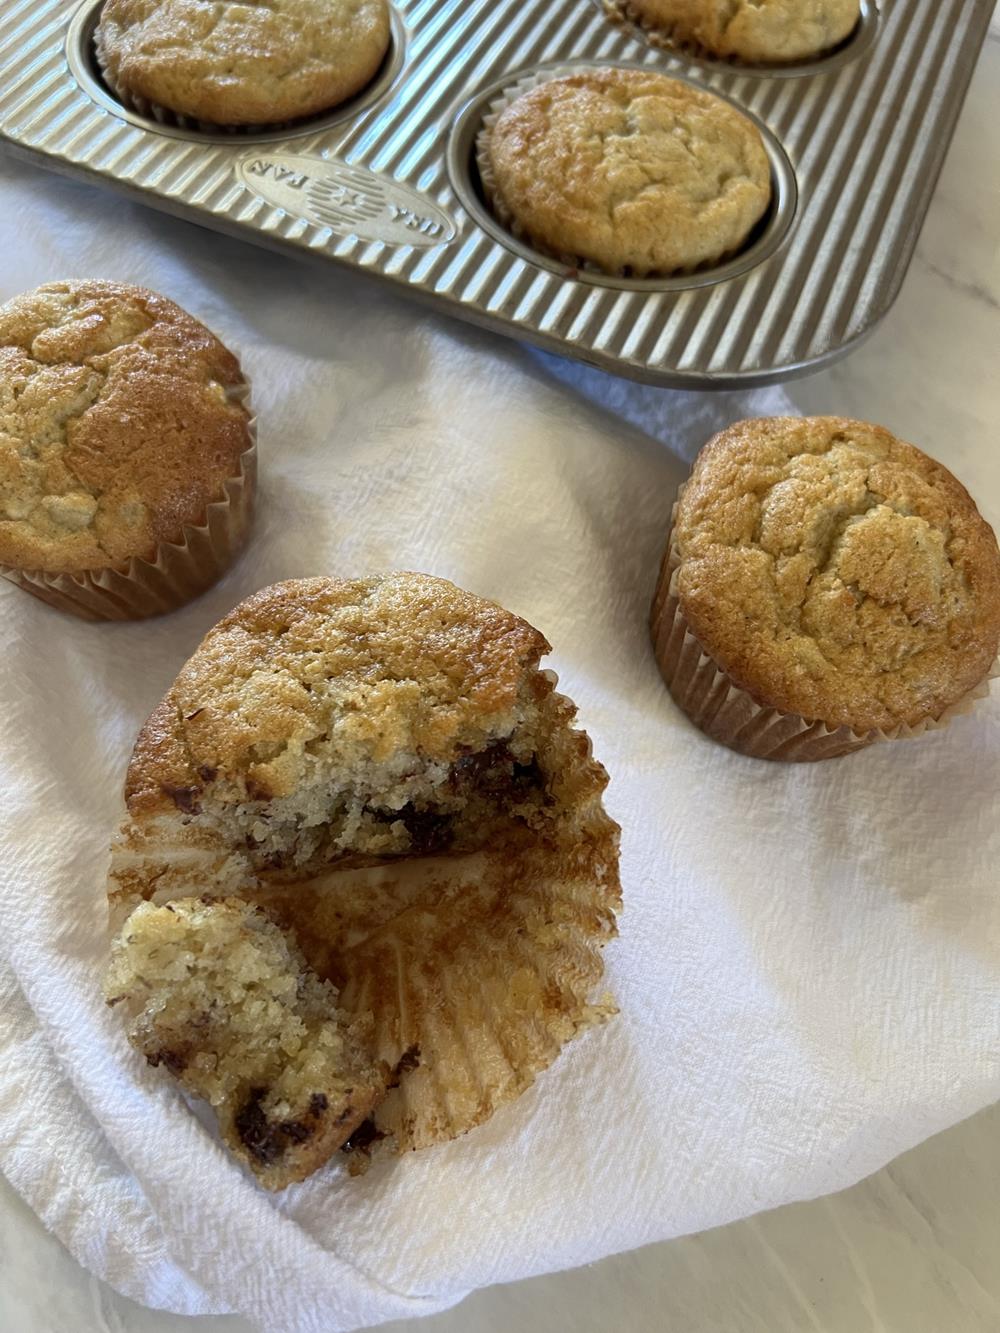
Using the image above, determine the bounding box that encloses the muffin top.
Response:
[482,69,771,276]
[125,571,550,818]
[624,0,861,63]
[96,0,390,126]
[0,280,252,575]
[672,417,1000,732]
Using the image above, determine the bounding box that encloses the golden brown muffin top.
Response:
[96,0,390,126]
[624,0,860,63]
[0,280,251,574]
[482,68,771,276]
[672,417,1000,732]
[125,573,550,816]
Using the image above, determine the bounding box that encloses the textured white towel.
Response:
[1,152,999,1333]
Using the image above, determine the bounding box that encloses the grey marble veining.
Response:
[2,12,999,1333]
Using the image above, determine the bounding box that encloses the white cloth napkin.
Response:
[1,151,999,1333]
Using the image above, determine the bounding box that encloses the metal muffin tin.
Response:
[0,0,993,387]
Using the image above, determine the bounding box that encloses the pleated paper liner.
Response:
[0,380,256,621]
[250,825,620,1162]
[650,485,999,762]
[474,68,772,281]
[600,0,861,69]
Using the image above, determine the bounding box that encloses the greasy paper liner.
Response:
[107,687,622,1172]
[252,825,621,1161]
[600,0,862,69]
[650,485,999,762]
[1,380,256,621]
[474,69,771,280]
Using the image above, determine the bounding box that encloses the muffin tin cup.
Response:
[0,380,257,622]
[468,64,796,288]
[649,485,998,762]
[601,0,880,77]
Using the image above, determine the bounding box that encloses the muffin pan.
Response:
[0,0,992,386]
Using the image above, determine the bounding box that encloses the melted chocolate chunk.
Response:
[146,1048,188,1075]
[197,765,218,784]
[161,783,201,815]
[309,1093,329,1116]
[340,1118,386,1156]
[235,1089,284,1166]
[396,807,453,854]
[388,1044,421,1089]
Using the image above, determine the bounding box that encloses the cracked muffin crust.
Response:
[617,0,861,64]
[0,280,254,616]
[479,68,771,276]
[651,417,1000,756]
[96,0,391,126]
[107,573,621,1183]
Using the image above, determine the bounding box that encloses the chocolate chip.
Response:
[161,783,201,815]
[309,1093,328,1116]
[234,1089,284,1167]
[340,1118,385,1155]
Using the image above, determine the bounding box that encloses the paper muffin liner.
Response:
[1,380,257,622]
[600,0,860,69]
[249,829,620,1162]
[474,69,771,280]
[650,483,999,761]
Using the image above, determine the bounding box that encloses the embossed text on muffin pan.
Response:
[0,0,992,386]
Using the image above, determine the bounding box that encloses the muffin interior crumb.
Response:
[104,897,382,1188]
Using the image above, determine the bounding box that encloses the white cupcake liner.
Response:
[650,483,999,761]
[475,67,771,280]
[1,379,257,622]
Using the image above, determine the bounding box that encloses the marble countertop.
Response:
[3,14,999,1333]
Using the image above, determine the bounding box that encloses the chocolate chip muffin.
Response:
[615,0,861,64]
[478,68,772,276]
[650,417,1000,760]
[0,280,255,620]
[96,0,391,127]
[108,573,620,1183]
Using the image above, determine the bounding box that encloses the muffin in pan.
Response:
[96,0,391,128]
[0,279,255,620]
[478,68,772,277]
[611,0,861,65]
[107,573,621,1185]
[650,417,1000,760]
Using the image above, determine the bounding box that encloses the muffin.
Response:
[96,0,391,127]
[650,417,1000,760]
[478,68,772,276]
[0,280,255,620]
[612,0,861,64]
[107,573,621,1183]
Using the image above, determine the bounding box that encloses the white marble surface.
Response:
[3,15,999,1333]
